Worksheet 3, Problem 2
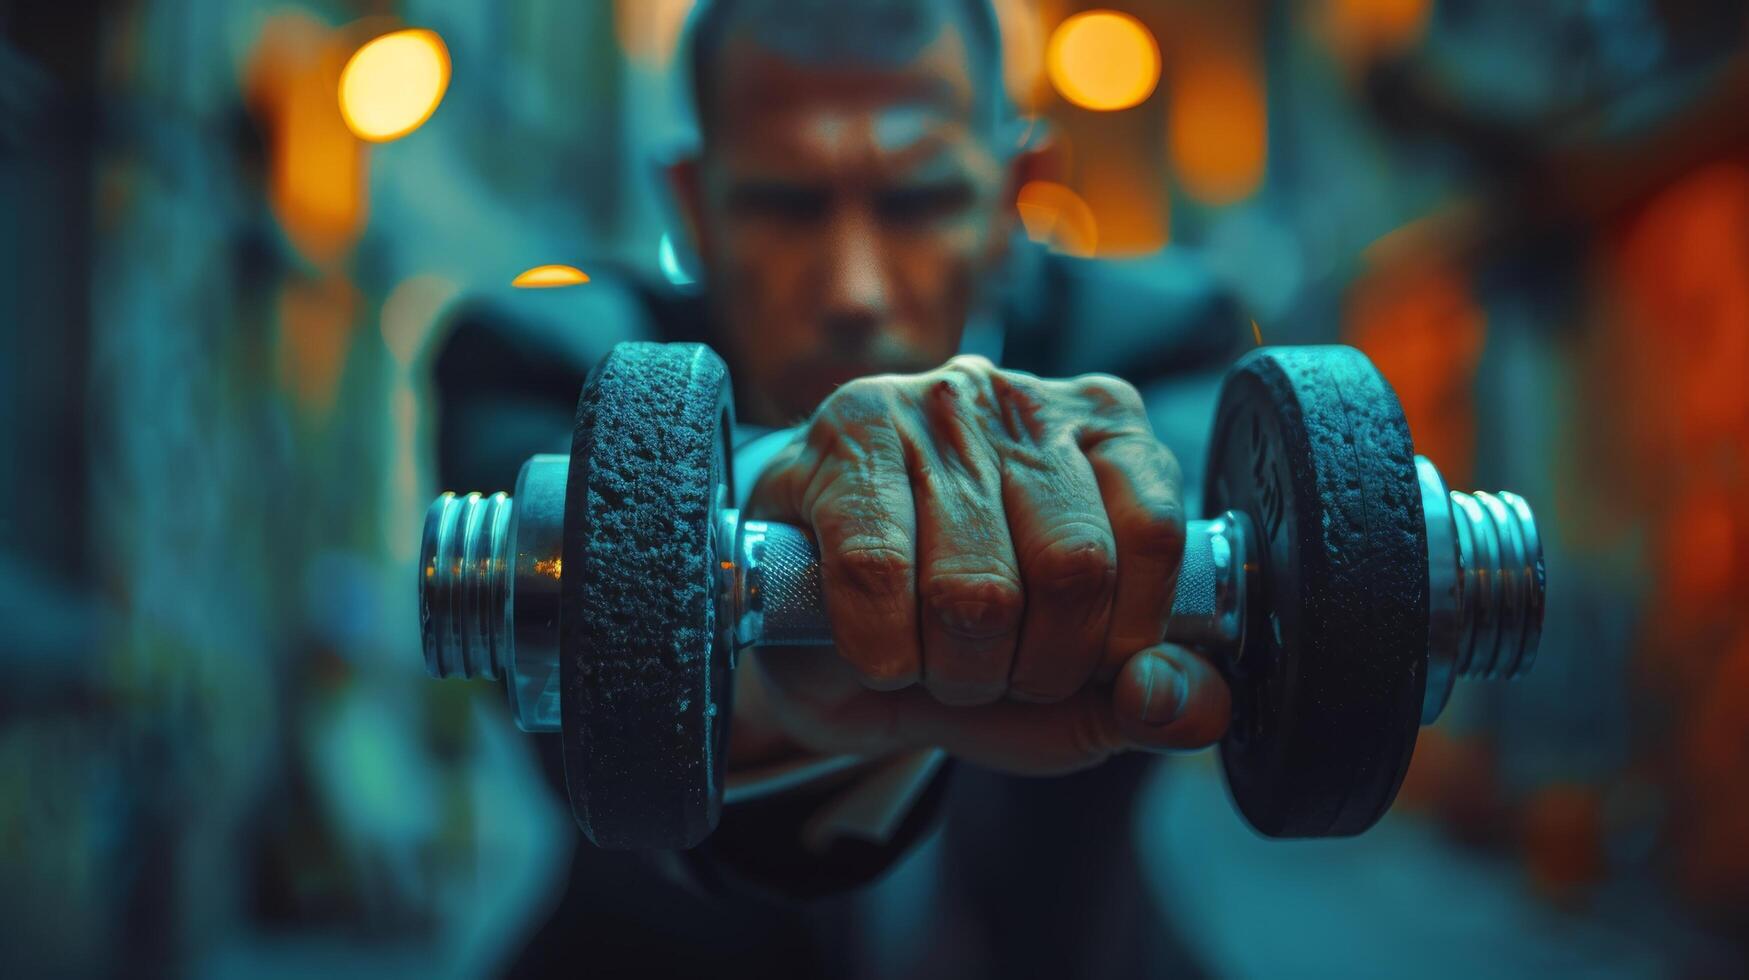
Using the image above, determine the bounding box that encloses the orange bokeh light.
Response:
[1344,261,1487,487]
[338,28,451,142]
[512,264,592,288]
[1578,162,1749,910]
[1016,181,1099,257]
[1046,11,1161,112]
[992,0,1046,110]
[245,12,369,266]
[1316,0,1434,60]
[1168,53,1269,205]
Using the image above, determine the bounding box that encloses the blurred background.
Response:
[3,0,1747,976]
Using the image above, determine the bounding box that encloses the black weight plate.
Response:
[561,342,736,849]
[1206,346,1428,838]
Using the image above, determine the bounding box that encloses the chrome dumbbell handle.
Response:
[726,511,1253,653]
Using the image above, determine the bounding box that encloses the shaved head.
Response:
[685,0,1008,143]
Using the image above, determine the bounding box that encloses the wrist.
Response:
[725,423,818,771]
[726,650,813,768]
[732,423,807,512]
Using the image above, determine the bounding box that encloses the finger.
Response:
[748,398,921,690]
[993,378,1115,702]
[872,643,1228,774]
[911,370,1024,706]
[1085,430,1186,679]
[1109,643,1230,750]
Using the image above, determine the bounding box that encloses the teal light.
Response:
[659,231,696,287]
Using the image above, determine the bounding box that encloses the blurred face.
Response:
[674,24,1021,425]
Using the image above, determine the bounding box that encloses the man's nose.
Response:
[820,208,889,335]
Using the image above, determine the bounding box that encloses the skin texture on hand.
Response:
[736,356,1231,776]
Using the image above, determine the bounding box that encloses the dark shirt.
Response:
[434,243,1246,979]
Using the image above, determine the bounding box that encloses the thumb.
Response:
[877,644,1230,775]
[1109,644,1231,751]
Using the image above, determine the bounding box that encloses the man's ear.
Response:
[986,118,1063,261]
[666,156,712,267]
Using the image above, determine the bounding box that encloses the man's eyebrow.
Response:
[874,177,977,218]
[884,141,972,182]
[726,178,828,194]
[723,180,832,214]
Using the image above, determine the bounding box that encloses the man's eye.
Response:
[876,183,974,226]
[730,186,830,223]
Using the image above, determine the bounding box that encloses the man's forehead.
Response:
[710,29,981,166]
[707,0,978,95]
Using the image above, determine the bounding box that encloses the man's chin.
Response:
[780,366,866,419]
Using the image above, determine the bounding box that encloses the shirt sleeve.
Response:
[677,751,956,901]
[659,428,955,899]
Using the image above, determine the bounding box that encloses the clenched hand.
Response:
[734,356,1230,775]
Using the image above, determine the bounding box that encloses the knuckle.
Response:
[1155,444,1185,489]
[1027,527,1118,599]
[986,371,1049,442]
[836,373,895,401]
[926,364,1002,438]
[1121,436,1185,487]
[1074,373,1146,417]
[990,368,1046,406]
[811,483,909,549]
[921,570,1025,639]
[920,371,987,432]
[1122,501,1187,564]
[802,413,842,457]
[944,353,997,378]
[927,369,979,407]
[817,377,898,430]
[830,542,914,602]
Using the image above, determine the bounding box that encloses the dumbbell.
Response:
[418,342,1545,849]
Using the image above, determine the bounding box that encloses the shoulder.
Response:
[430,270,709,489]
[433,271,675,401]
[1000,245,1251,382]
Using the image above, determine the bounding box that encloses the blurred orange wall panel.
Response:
[1343,261,1487,486]
[245,13,369,268]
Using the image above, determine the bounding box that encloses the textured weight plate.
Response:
[560,342,736,849]
[1206,346,1428,838]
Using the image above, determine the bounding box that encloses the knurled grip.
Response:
[1166,516,1249,650]
[733,519,830,647]
[731,514,1249,655]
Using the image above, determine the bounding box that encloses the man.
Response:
[436,0,1248,975]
